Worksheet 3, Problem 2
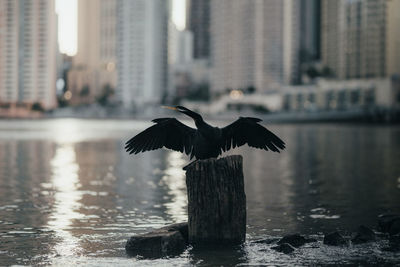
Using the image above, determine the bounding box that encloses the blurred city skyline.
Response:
[56,0,187,56]
[0,0,399,120]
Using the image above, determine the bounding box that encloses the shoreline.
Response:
[0,103,400,124]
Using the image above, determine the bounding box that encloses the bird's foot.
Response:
[183,160,198,171]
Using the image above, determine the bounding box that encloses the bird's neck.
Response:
[184,110,203,124]
[194,117,205,128]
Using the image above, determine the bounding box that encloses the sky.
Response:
[172,0,186,31]
[56,0,186,56]
[55,0,77,56]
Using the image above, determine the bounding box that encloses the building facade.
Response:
[116,0,168,110]
[210,0,256,93]
[321,0,387,79]
[386,0,400,76]
[168,21,194,100]
[282,78,396,112]
[210,0,320,94]
[67,0,117,105]
[0,0,57,110]
[186,0,210,59]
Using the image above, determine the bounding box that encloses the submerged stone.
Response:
[390,234,400,248]
[383,235,400,252]
[378,214,400,234]
[125,223,188,258]
[271,243,295,254]
[323,232,347,246]
[352,225,376,244]
[388,218,400,236]
[161,222,188,243]
[277,234,316,248]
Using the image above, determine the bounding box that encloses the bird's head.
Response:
[162,106,202,121]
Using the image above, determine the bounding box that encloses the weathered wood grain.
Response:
[185,155,246,245]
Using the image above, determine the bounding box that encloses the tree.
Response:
[97,84,114,106]
[306,66,320,79]
[31,102,44,112]
[321,66,333,78]
[245,86,256,94]
[80,85,90,97]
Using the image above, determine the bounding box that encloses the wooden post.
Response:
[185,155,246,245]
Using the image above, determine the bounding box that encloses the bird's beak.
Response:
[161,106,178,111]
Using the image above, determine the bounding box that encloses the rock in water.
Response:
[389,235,400,250]
[378,214,400,234]
[388,219,400,236]
[383,235,400,252]
[277,234,316,248]
[352,225,376,244]
[161,222,188,243]
[323,232,347,246]
[125,223,188,258]
[271,243,295,254]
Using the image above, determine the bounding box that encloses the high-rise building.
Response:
[282,0,321,85]
[0,0,57,109]
[210,0,319,93]
[282,0,301,85]
[168,21,194,100]
[386,0,400,76]
[259,0,320,86]
[67,0,117,105]
[211,0,256,93]
[186,0,210,59]
[169,24,193,66]
[298,0,321,78]
[321,0,342,78]
[299,0,321,63]
[116,0,168,110]
[321,0,387,79]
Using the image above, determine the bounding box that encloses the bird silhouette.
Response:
[125,106,285,160]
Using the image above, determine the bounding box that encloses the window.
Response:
[297,94,304,110]
[350,89,360,105]
[325,91,334,110]
[283,94,290,111]
[337,91,346,110]
[364,88,375,106]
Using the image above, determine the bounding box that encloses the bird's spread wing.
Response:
[125,118,196,155]
[220,117,285,153]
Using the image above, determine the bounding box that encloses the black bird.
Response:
[125,106,285,160]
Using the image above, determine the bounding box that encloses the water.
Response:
[0,119,399,266]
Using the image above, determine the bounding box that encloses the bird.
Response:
[125,106,285,160]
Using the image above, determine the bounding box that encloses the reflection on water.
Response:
[0,120,399,265]
[162,151,187,222]
[48,143,83,257]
